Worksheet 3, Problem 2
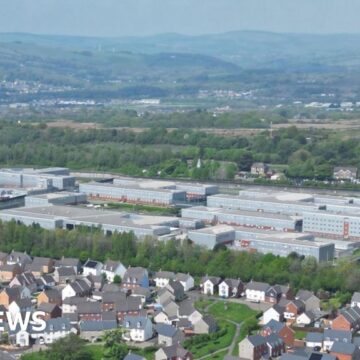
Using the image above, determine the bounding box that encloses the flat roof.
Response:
[189,225,234,235]
[185,206,300,221]
[233,237,332,248]
[83,181,185,194]
[28,192,84,200]
[209,193,317,207]
[0,205,177,228]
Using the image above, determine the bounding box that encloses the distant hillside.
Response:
[1,31,360,69]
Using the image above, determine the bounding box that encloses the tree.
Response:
[44,334,93,360]
[113,275,121,284]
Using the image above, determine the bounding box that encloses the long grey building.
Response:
[0,205,179,239]
[25,192,87,207]
[0,168,75,190]
[79,182,186,206]
[182,206,302,231]
[187,225,235,249]
[230,236,334,262]
[303,211,360,240]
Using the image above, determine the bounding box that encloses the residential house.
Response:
[77,302,102,321]
[261,319,295,347]
[193,315,217,334]
[332,307,360,333]
[155,344,193,360]
[157,288,176,305]
[115,296,143,322]
[37,288,62,306]
[323,329,352,351]
[351,293,360,308]
[131,287,151,304]
[265,285,283,304]
[102,260,126,282]
[156,323,184,346]
[282,299,305,322]
[101,291,127,311]
[122,267,149,289]
[245,281,270,303]
[62,278,92,300]
[79,320,117,342]
[239,335,268,360]
[122,316,153,342]
[333,167,358,181]
[9,272,37,293]
[37,274,56,289]
[62,297,89,314]
[0,286,31,308]
[330,342,360,360]
[296,290,321,311]
[54,257,81,273]
[0,264,22,282]
[296,309,323,327]
[8,298,33,320]
[265,333,285,358]
[38,303,62,320]
[6,250,32,269]
[26,257,54,276]
[306,332,323,349]
[175,273,194,292]
[251,163,269,176]
[218,278,244,298]
[83,259,103,277]
[32,317,77,345]
[200,276,221,295]
[154,271,176,288]
[263,305,285,324]
[54,266,77,284]
[178,300,202,326]
[165,280,185,302]
[87,274,105,291]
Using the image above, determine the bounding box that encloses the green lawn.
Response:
[185,320,236,359]
[295,330,307,340]
[208,301,260,323]
[21,344,156,360]
[194,299,215,312]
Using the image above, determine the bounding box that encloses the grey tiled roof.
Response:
[331,342,356,355]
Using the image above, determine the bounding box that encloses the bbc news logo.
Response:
[0,311,46,332]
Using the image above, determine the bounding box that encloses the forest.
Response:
[0,120,359,181]
[0,219,358,301]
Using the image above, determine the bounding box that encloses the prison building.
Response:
[207,194,318,216]
[113,177,218,202]
[25,192,87,208]
[178,217,204,230]
[230,237,334,262]
[181,206,302,232]
[303,211,360,240]
[0,168,75,190]
[0,206,175,239]
[187,225,235,249]
[79,182,186,206]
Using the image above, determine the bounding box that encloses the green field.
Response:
[185,320,236,358]
[208,301,260,323]
[194,299,215,312]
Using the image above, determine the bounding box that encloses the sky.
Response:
[0,0,360,37]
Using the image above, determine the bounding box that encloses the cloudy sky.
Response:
[0,0,359,37]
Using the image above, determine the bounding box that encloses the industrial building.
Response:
[187,225,235,249]
[181,206,302,232]
[0,205,180,239]
[303,211,360,241]
[230,236,334,262]
[0,168,76,191]
[0,189,26,210]
[79,182,186,206]
[25,192,87,207]
[207,193,319,216]
[113,177,218,202]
